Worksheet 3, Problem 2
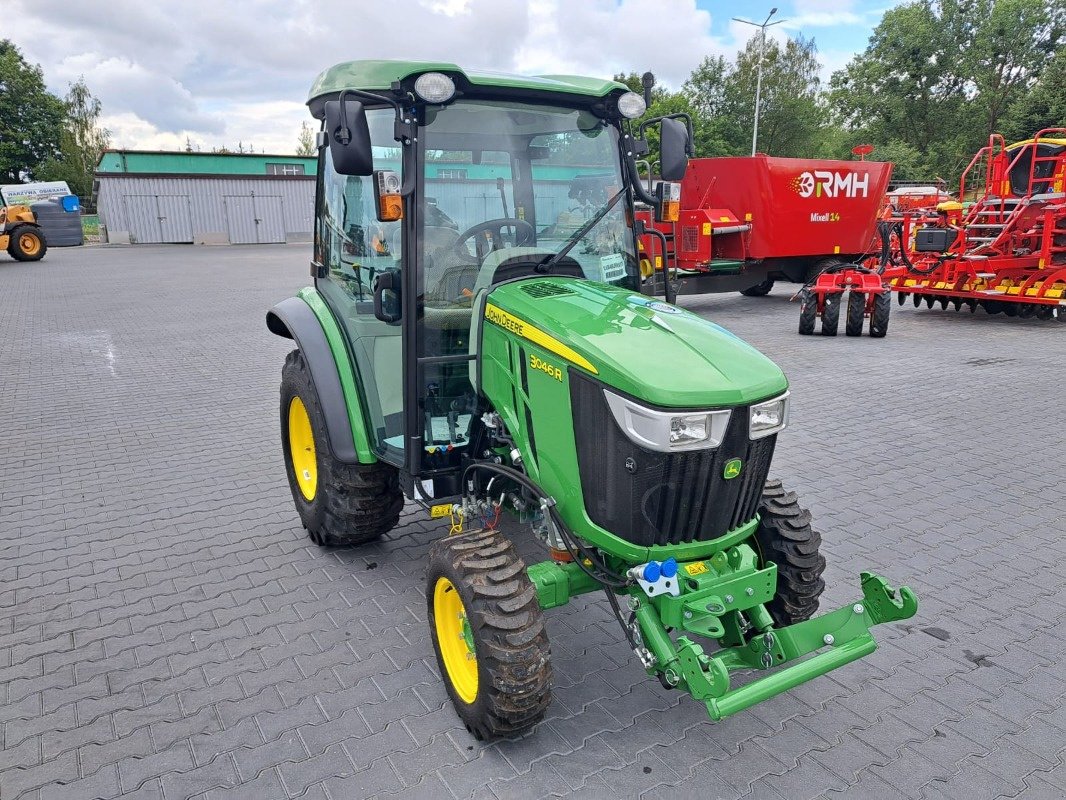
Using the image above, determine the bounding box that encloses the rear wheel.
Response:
[869,292,891,337]
[845,291,865,336]
[427,530,552,740]
[752,479,826,625]
[820,293,840,336]
[740,279,775,297]
[280,349,402,546]
[7,225,47,261]
[798,290,816,335]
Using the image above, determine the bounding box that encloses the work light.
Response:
[617,92,647,119]
[414,72,456,104]
[749,392,790,439]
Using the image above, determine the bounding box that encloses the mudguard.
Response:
[266,293,375,463]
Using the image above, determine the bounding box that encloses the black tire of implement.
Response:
[280,349,402,546]
[798,291,816,335]
[821,293,840,336]
[845,290,865,337]
[897,292,908,307]
[740,279,775,297]
[869,292,891,338]
[427,530,552,740]
[752,479,827,625]
[7,225,47,261]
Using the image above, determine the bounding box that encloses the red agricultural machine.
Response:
[636,155,893,335]
[877,129,1066,320]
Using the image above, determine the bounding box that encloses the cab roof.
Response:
[307,59,629,111]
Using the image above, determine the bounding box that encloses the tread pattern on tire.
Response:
[752,479,826,626]
[820,294,840,336]
[281,349,402,546]
[798,291,816,335]
[869,292,891,337]
[428,530,552,740]
[7,225,47,262]
[845,291,865,337]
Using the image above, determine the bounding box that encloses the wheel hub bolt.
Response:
[746,588,755,597]
[725,594,734,603]
[853,604,864,614]
[683,610,692,619]
[823,634,835,645]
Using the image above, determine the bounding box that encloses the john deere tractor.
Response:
[267,60,918,739]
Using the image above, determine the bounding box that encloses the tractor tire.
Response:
[798,291,816,335]
[845,291,865,336]
[740,279,775,297]
[869,292,891,338]
[427,530,552,740]
[280,349,402,546]
[752,479,826,626]
[820,293,840,336]
[7,225,47,261]
[897,292,908,307]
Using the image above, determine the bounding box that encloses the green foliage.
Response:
[0,40,65,183]
[297,121,316,156]
[1003,46,1066,141]
[36,78,111,199]
[829,0,1065,179]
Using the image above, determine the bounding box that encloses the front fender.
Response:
[266,293,375,464]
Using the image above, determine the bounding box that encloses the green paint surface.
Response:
[296,288,377,464]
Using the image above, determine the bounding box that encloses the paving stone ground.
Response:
[1,243,1064,800]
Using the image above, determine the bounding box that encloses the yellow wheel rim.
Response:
[287,396,317,501]
[19,232,41,256]
[433,577,478,704]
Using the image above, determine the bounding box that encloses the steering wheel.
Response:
[453,218,535,264]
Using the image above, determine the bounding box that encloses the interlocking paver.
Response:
[2,244,1064,799]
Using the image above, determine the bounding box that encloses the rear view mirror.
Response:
[659,117,689,181]
[324,97,373,176]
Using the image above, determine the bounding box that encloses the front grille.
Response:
[570,372,776,547]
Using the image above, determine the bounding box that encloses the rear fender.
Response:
[266,293,376,464]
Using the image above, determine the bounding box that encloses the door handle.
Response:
[373,269,402,324]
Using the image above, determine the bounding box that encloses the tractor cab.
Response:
[298,61,686,499]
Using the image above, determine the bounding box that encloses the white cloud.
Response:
[5,0,875,152]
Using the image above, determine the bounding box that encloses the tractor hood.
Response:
[485,278,787,408]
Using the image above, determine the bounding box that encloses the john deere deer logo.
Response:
[723,458,742,480]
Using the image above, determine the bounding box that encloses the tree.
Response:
[720,35,827,158]
[297,121,316,155]
[1004,45,1066,139]
[37,77,111,199]
[0,40,65,182]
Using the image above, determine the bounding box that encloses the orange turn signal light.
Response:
[374,170,403,222]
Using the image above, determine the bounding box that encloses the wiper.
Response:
[537,186,627,273]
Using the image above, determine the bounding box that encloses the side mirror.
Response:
[324,97,373,176]
[659,117,689,181]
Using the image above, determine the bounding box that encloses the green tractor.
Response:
[267,60,918,739]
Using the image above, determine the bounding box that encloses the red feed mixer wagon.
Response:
[636,154,893,333]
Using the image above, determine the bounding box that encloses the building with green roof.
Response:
[94,150,317,245]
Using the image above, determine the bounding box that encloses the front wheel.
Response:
[752,480,826,625]
[821,294,840,336]
[427,530,552,740]
[280,349,402,546]
[7,225,47,261]
[869,292,891,337]
[845,291,865,337]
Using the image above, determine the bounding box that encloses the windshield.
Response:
[419,99,638,307]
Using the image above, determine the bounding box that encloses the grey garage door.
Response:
[121,195,193,244]
[224,195,285,244]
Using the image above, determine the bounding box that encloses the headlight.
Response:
[617,91,647,119]
[604,390,730,452]
[414,72,456,104]
[749,392,789,440]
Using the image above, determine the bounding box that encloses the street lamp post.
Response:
[732,8,785,156]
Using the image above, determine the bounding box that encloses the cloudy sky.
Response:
[7,0,897,155]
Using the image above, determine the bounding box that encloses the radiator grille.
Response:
[570,372,775,547]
